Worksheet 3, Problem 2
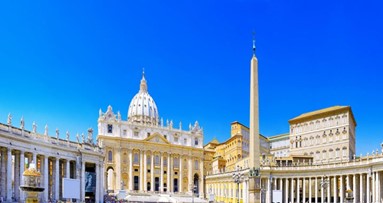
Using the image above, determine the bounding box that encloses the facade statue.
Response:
[82,133,85,143]
[76,133,80,143]
[44,124,48,136]
[32,121,37,133]
[117,111,121,121]
[7,113,12,125]
[99,108,102,117]
[87,128,93,143]
[179,121,182,130]
[20,116,25,130]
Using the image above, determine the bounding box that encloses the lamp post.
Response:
[320,175,329,202]
[190,184,197,203]
[232,166,244,203]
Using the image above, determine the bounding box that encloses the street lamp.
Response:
[320,175,329,202]
[232,166,244,203]
[190,184,197,203]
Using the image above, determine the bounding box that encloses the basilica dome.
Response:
[127,73,159,125]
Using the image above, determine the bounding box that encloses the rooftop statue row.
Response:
[5,113,95,145]
[98,105,203,133]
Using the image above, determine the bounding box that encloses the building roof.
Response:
[288,105,357,126]
[268,133,289,141]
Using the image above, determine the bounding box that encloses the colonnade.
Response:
[0,145,103,203]
[262,171,382,203]
[208,179,249,203]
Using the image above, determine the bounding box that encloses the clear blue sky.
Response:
[0,1,382,155]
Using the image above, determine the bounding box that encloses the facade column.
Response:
[309,177,312,203]
[315,177,318,203]
[44,156,49,202]
[144,151,147,192]
[340,176,344,203]
[376,171,380,203]
[290,178,294,203]
[115,147,121,191]
[285,178,289,203]
[180,156,183,193]
[352,174,359,203]
[199,158,204,198]
[167,154,171,193]
[32,153,37,165]
[55,158,60,200]
[129,149,133,191]
[95,163,100,203]
[160,153,164,192]
[140,150,144,192]
[188,156,192,191]
[367,172,371,203]
[20,151,25,202]
[333,176,337,203]
[303,178,306,203]
[6,148,12,202]
[151,153,154,192]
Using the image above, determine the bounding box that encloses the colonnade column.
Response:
[55,158,60,200]
[360,174,364,203]
[266,178,271,203]
[327,177,330,203]
[65,160,70,179]
[303,178,306,203]
[367,172,370,203]
[297,177,300,203]
[290,178,294,203]
[353,174,357,203]
[143,151,147,192]
[309,177,312,203]
[44,156,49,202]
[333,176,337,203]
[20,151,25,202]
[199,158,204,198]
[321,176,324,203]
[95,163,100,203]
[376,171,380,203]
[340,176,344,203]
[6,148,12,202]
[151,153,154,192]
[285,178,289,203]
[315,177,318,203]
[180,156,183,193]
[160,153,164,192]
[14,151,20,201]
[129,149,133,191]
[81,161,85,202]
[372,172,375,203]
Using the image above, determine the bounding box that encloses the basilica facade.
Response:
[97,73,205,197]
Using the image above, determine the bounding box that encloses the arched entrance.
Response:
[155,177,160,191]
[193,173,199,196]
[173,178,178,192]
[106,167,115,192]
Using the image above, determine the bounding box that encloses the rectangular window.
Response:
[195,138,198,146]
[174,137,179,143]
[173,158,179,168]
[147,132,150,137]
[184,138,187,145]
[134,153,139,164]
[134,131,139,137]
[194,160,199,170]
[107,124,113,133]
[155,155,160,166]
[123,129,127,136]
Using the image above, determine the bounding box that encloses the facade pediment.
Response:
[144,133,170,144]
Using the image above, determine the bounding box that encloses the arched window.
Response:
[108,150,113,162]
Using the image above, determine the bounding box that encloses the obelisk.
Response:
[248,38,261,203]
